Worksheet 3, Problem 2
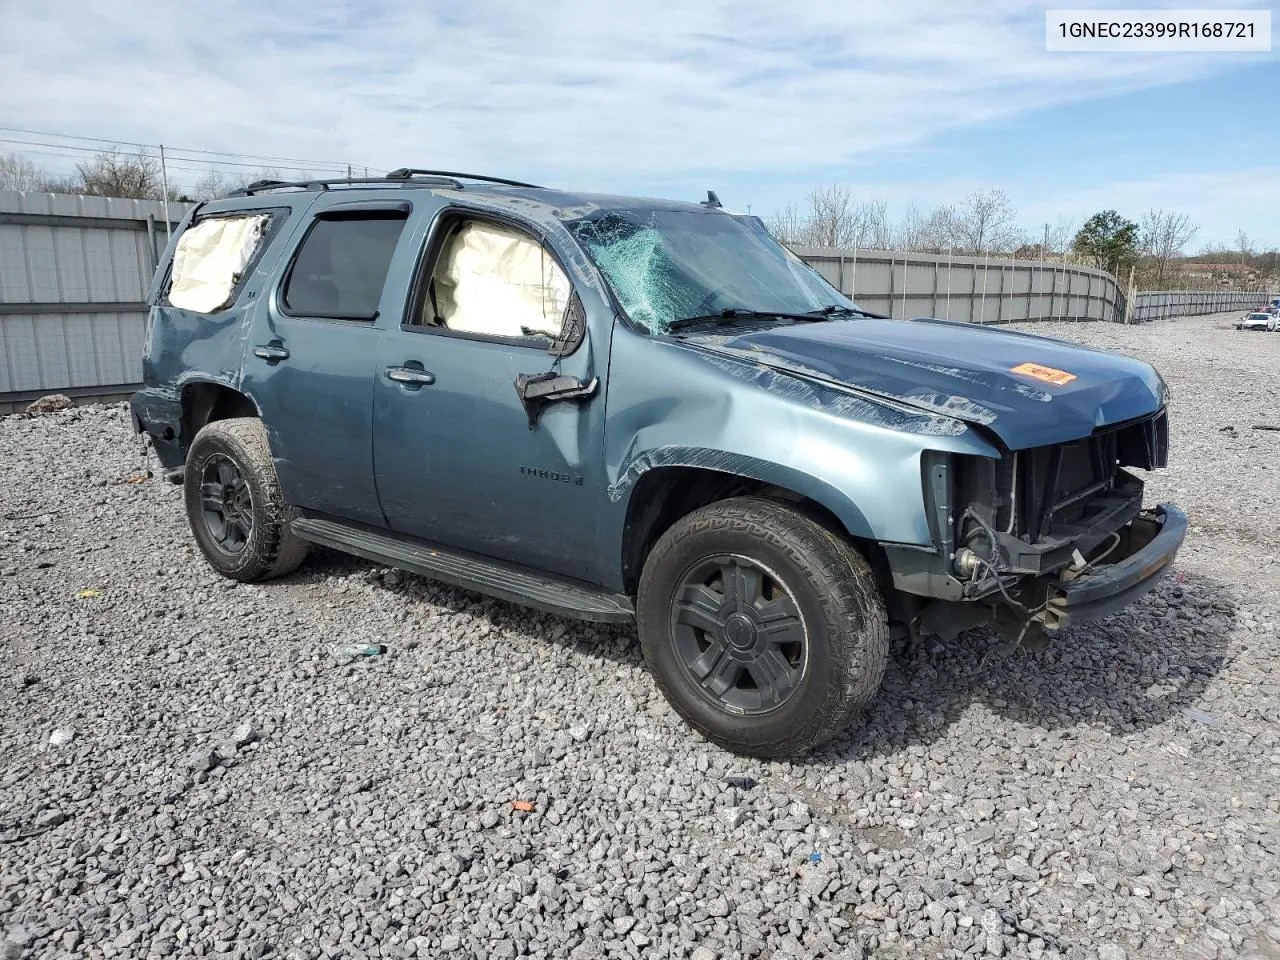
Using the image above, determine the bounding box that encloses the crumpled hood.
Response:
[682,317,1166,449]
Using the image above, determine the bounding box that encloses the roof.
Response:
[208,170,719,225]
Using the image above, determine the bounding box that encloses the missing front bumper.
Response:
[1043,503,1187,629]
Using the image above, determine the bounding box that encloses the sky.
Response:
[0,0,1276,249]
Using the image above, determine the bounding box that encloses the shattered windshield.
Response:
[568,208,852,333]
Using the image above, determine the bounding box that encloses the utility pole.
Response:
[347,164,352,178]
[159,145,171,239]
[1124,263,1136,324]
[1043,222,1050,261]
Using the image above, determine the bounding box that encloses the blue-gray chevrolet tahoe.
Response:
[131,169,1186,757]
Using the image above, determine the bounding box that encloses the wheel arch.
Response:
[180,380,261,455]
[614,448,876,596]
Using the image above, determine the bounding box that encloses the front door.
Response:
[372,212,605,581]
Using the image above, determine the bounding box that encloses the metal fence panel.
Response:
[1131,290,1262,322]
[0,190,189,398]
[792,247,1129,324]
[0,193,1274,402]
[794,247,1271,328]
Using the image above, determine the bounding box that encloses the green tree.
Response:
[1072,210,1139,277]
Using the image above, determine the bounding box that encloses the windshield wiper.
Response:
[667,308,831,332]
[800,305,880,319]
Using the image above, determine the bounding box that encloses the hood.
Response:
[680,317,1166,449]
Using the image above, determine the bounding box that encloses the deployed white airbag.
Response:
[168,215,270,313]
[434,221,569,338]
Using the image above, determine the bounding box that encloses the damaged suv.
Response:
[132,170,1185,757]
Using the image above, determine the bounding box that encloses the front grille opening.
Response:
[1013,411,1161,542]
[950,410,1161,560]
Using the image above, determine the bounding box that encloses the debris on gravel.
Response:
[22,394,72,416]
[2,312,1278,959]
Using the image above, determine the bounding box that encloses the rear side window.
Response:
[282,215,407,320]
[167,214,271,313]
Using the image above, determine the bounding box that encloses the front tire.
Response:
[636,497,889,758]
[183,417,309,582]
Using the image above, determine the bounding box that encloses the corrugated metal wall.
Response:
[794,247,1271,325]
[0,190,191,398]
[1131,290,1264,322]
[794,247,1125,323]
[0,191,1272,402]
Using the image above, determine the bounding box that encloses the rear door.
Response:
[242,198,413,526]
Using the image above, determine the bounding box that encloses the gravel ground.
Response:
[2,310,1278,960]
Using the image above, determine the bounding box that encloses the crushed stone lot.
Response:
[2,310,1279,960]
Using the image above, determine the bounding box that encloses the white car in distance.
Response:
[1238,311,1277,331]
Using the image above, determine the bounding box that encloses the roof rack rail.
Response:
[228,175,465,197]
[385,168,542,189]
[226,170,539,197]
[242,178,290,192]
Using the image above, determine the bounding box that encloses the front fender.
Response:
[607,445,873,539]
[600,330,1006,584]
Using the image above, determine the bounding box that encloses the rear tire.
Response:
[636,497,889,758]
[184,417,309,582]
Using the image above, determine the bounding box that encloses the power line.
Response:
[0,137,356,181]
[0,125,379,175]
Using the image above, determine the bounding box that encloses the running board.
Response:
[290,514,635,624]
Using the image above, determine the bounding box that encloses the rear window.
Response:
[166,214,271,313]
[282,215,407,320]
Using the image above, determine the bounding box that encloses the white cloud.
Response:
[3,0,1272,246]
[0,0,1244,191]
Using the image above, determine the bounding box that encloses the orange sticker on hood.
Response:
[1011,362,1077,386]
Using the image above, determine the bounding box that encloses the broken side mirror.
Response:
[513,372,598,429]
[547,292,587,358]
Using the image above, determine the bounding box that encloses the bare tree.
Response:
[767,201,810,247]
[76,149,164,199]
[1045,217,1075,260]
[767,190,890,250]
[770,186,1028,255]
[804,184,858,248]
[836,199,888,249]
[0,152,45,191]
[189,167,280,200]
[1234,229,1254,282]
[914,205,965,253]
[0,152,79,193]
[191,170,235,201]
[891,204,956,253]
[893,205,929,252]
[950,189,1022,255]
[1139,210,1198,287]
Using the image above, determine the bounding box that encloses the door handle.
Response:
[253,342,290,364]
[385,365,436,387]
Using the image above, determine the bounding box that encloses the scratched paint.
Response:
[608,446,798,503]
[685,343,971,437]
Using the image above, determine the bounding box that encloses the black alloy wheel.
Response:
[183,417,309,582]
[670,554,807,714]
[198,453,255,554]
